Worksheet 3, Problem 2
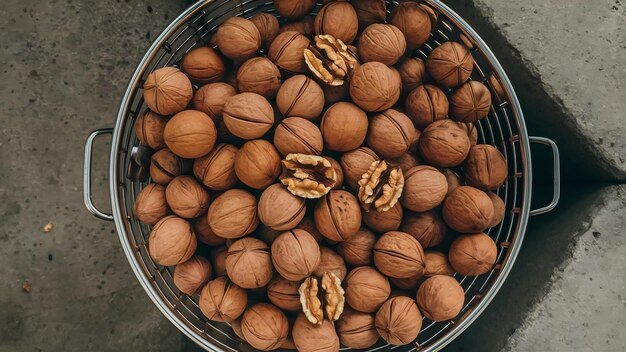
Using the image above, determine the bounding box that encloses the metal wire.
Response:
[107,1,533,351]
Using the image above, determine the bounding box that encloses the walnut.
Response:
[314,2,359,44]
[416,275,465,321]
[450,81,492,122]
[350,62,401,112]
[363,202,403,233]
[215,17,261,61]
[143,67,193,115]
[336,308,380,349]
[274,117,323,157]
[192,83,237,125]
[340,147,380,191]
[389,2,432,50]
[236,57,282,100]
[292,313,340,352]
[268,31,310,74]
[423,250,455,277]
[313,247,347,280]
[234,140,282,189]
[249,13,279,48]
[133,183,171,225]
[135,109,167,150]
[314,190,362,242]
[199,276,247,322]
[367,109,415,159]
[352,0,386,30]
[461,121,479,146]
[336,228,376,266]
[267,276,302,312]
[325,157,344,190]
[400,166,448,212]
[148,216,196,266]
[344,266,390,313]
[358,160,404,213]
[272,229,321,281]
[192,215,226,246]
[418,119,471,167]
[390,275,422,291]
[448,232,497,276]
[488,192,505,228]
[426,41,474,88]
[374,296,422,345]
[163,110,217,159]
[210,246,228,277]
[193,143,239,191]
[223,92,274,140]
[373,231,425,279]
[400,210,448,249]
[207,189,259,239]
[358,24,406,66]
[181,46,225,84]
[321,102,368,152]
[405,84,449,130]
[280,153,337,199]
[295,216,325,243]
[442,168,462,195]
[173,256,213,295]
[225,237,274,288]
[304,34,358,86]
[258,184,307,231]
[276,75,325,120]
[397,57,428,95]
[274,0,316,20]
[279,18,315,37]
[241,303,289,351]
[390,152,422,176]
[442,186,494,233]
[464,144,508,190]
[165,175,210,219]
[299,271,345,324]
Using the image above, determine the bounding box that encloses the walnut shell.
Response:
[389,152,422,174]
[418,119,471,167]
[320,102,368,152]
[464,144,508,190]
[223,93,275,140]
[279,18,315,37]
[336,308,380,349]
[314,190,362,242]
[165,175,210,218]
[268,31,310,74]
[442,186,494,233]
[207,189,259,239]
[426,41,473,88]
[241,303,289,351]
[135,109,168,150]
[276,75,325,120]
[148,215,197,266]
[397,57,428,96]
[234,140,282,189]
[313,247,347,280]
[366,108,415,159]
[143,67,193,115]
[363,202,403,233]
[416,275,464,321]
[400,166,448,212]
[325,157,344,190]
[295,216,325,243]
[461,122,479,146]
[193,215,226,246]
[400,210,448,249]
[274,0,316,20]
[173,256,213,295]
[274,117,323,156]
[389,2,431,50]
[164,110,217,159]
[250,13,280,47]
[271,229,320,281]
[215,17,261,61]
[405,84,449,130]
[358,24,406,66]
[350,62,401,112]
[450,81,492,122]
[449,232,497,276]
[292,313,339,352]
[199,276,247,322]
[193,143,239,191]
[150,148,190,186]
[442,168,462,195]
[488,192,505,228]
[181,46,226,84]
[210,246,228,277]
[340,147,380,191]
[314,2,358,44]
[267,276,303,311]
[192,83,237,125]
[424,250,455,277]
[352,0,386,30]
[374,296,422,345]
[134,183,171,225]
[336,228,376,266]
[258,184,306,231]
[236,57,282,100]
[344,266,390,313]
[373,231,425,279]
[389,275,422,291]
[225,237,274,288]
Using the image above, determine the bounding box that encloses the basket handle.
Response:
[529,136,561,216]
[83,128,114,221]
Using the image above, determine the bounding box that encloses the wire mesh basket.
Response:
[83,0,561,351]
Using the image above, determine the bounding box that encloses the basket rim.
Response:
[108,1,533,351]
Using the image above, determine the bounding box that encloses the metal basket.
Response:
[83,1,561,351]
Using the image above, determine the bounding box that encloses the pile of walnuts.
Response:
[133,0,508,350]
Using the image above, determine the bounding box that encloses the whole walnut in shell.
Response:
[199,276,247,322]
[148,215,197,266]
[164,110,217,159]
[215,17,261,61]
[134,183,171,225]
[193,143,239,191]
[352,0,386,30]
[400,166,448,212]
[373,231,425,279]
[340,147,380,191]
[271,229,320,281]
[225,237,274,288]
[389,2,432,50]
[366,109,415,159]
[173,256,213,295]
[295,216,324,243]
[401,210,448,249]
[314,190,362,242]
[442,186,494,233]
[449,232,497,276]
[234,140,282,189]
[223,93,274,140]
[207,189,259,239]
[274,0,316,20]
[488,192,505,228]
[276,75,325,120]
[279,18,315,37]
[193,215,226,246]
[150,148,190,186]
[135,109,167,150]
[363,202,403,233]
[390,152,422,174]
[236,57,281,100]
[143,67,193,115]
[344,266,390,313]
[358,24,406,66]
[326,157,344,190]
[267,276,302,311]
[336,308,380,349]
[313,247,347,281]
[464,144,508,190]
[241,303,289,351]
[336,228,376,266]
[418,119,471,167]
[450,81,492,122]
[210,246,228,277]
[390,275,422,291]
[424,251,455,277]
[416,275,464,321]
[181,46,225,84]
[397,57,428,95]
[461,122,479,146]
[321,102,368,152]
[405,84,449,130]
[314,2,358,44]
[268,31,310,74]
[249,13,280,47]
[375,296,422,345]
[292,313,340,352]
[426,41,473,88]
[192,83,237,124]
[274,117,323,156]
[350,62,401,112]
[258,184,306,231]
[165,175,210,219]
[442,168,462,195]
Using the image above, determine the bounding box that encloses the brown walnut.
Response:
[181,46,225,84]
[351,0,386,30]
[375,296,422,345]
[374,231,425,279]
[304,34,358,86]
[416,275,464,321]
[450,81,492,122]
[274,117,323,157]
[464,144,508,190]
[249,13,279,48]
[336,308,380,349]
[150,148,190,186]
[193,215,226,246]
[358,160,404,212]
[234,140,282,189]
[389,2,432,50]
[442,168,462,195]
[236,57,281,100]
[336,227,376,266]
[488,192,505,228]
[223,92,274,140]
[276,74,325,120]
[215,17,261,61]
[192,83,237,125]
[313,247,347,280]
[267,276,302,312]
[280,153,337,199]
[241,303,289,351]
[135,109,168,150]
[258,183,306,231]
[199,276,247,322]
[314,190,362,242]
[400,166,448,212]
[389,152,422,174]
[320,102,368,151]
[299,271,345,325]
[358,24,406,66]
[340,147,380,191]
[344,266,390,313]
[164,110,217,159]
[274,0,316,20]
[148,215,197,266]
[225,237,274,288]
[165,175,210,219]
[397,57,428,95]
[292,313,340,352]
[418,119,471,167]
[363,202,403,233]
[173,256,213,295]
[279,18,315,37]
[350,62,401,112]
[424,251,455,277]
[268,31,310,74]
[295,216,325,243]
[272,229,320,281]
[325,157,344,190]
[193,143,239,191]
[405,84,449,130]
[426,41,474,88]
[390,275,422,291]
[442,186,494,233]
[367,109,415,159]
[449,232,497,276]
[314,2,359,44]
[210,246,228,277]
[401,210,448,249]
[143,67,193,115]
[134,183,171,225]
[207,189,259,239]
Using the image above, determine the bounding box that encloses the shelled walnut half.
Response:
[358,160,404,212]
[299,271,345,325]
[280,153,337,199]
[304,34,358,86]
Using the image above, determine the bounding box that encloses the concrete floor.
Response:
[0,1,624,352]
